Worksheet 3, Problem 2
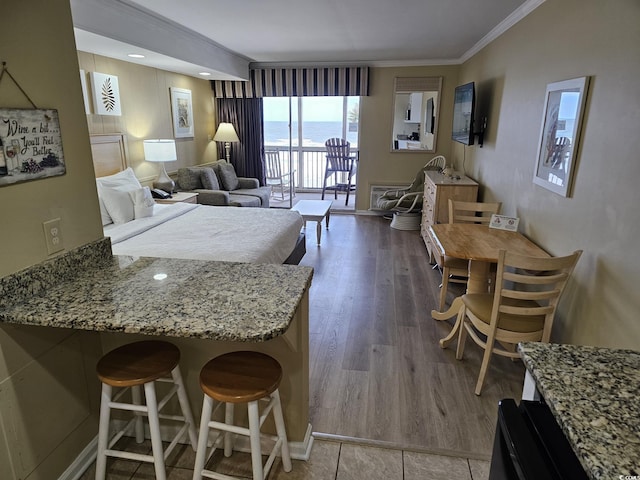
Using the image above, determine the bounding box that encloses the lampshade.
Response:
[213,123,239,143]
[143,139,177,162]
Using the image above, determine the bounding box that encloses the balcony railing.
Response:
[265,145,358,191]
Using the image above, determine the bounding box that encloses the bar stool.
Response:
[95,340,198,480]
[192,351,292,480]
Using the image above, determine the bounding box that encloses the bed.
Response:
[91,134,306,264]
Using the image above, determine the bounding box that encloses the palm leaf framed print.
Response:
[90,72,122,116]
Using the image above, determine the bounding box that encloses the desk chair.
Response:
[321,138,357,205]
[438,200,502,310]
[455,249,582,395]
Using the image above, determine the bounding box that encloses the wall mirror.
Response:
[391,76,442,153]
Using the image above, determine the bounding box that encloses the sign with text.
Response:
[0,108,66,187]
[489,214,520,232]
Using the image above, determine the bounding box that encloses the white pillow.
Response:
[96,168,142,225]
[130,187,154,219]
[100,185,137,225]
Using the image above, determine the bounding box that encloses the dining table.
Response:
[429,223,549,348]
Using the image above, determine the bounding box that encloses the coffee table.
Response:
[291,200,333,245]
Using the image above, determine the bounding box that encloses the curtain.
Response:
[215,98,265,185]
[213,66,369,98]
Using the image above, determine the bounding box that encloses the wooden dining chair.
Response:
[437,199,502,310]
[455,249,582,395]
[321,138,357,205]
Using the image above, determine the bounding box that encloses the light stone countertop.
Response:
[0,248,313,342]
[519,342,640,480]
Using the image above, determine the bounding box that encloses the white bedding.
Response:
[105,203,304,264]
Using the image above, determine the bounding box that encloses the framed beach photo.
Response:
[533,77,589,197]
[170,87,194,138]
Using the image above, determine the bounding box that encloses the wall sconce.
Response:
[143,139,177,193]
[213,122,239,163]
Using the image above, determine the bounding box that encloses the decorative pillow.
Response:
[96,168,142,225]
[218,162,239,191]
[100,185,137,225]
[200,167,220,190]
[177,167,205,191]
[95,184,113,226]
[130,187,155,219]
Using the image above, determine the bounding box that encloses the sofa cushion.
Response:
[234,187,272,208]
[218,162,239,191]
[177,167,206,191]
[200,167,220,190]
[228,194,261,207]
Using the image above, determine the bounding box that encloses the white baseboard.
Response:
[57,437,98,480]
[58,423,314,480]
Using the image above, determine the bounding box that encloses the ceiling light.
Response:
[198,72,212,77]
[127,53,145,59]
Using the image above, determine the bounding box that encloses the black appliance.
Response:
[489,399,588,480]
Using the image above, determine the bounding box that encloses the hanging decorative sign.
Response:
[0,108,66,186]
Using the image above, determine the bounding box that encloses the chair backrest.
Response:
[492,249,582,342]
[264,150,282,179]
[449,199,502,224]
[425,155,446,171]
[325,138,355,172]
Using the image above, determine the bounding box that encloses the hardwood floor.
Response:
[299,214,524,459]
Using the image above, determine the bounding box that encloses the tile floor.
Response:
[80,436,490,479]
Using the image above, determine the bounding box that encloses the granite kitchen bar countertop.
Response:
[519,342,640,480]
[0,239,313,342]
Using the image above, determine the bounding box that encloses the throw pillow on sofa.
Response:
[177,167,206,191]
[218,162,239,191]
[200,167,220,190]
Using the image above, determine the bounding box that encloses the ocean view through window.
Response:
[263,96,360,192]
[263,97,359,147]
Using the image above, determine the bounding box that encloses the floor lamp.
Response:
[214,123,239,163]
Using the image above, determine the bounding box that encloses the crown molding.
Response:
[460,0,546,63]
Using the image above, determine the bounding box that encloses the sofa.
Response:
[176,160,271,207]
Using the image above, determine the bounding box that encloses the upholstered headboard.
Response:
[90,134,128,177]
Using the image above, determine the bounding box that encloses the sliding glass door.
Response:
[263,96,360,207]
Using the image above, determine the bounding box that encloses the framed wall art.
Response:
[90,72,122,116]
[0,109,66,186]
[533,76,589,197]
[170,87,194,138]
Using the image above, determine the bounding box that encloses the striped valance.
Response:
[213,66,369,98]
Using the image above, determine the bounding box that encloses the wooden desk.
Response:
[429,223,548,347]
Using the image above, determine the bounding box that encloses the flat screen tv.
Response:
[452,82,475,145]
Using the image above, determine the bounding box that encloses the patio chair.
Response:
[321,138,357,205]
[265,150,295,200]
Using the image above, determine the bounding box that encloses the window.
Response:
[263,96,359,148]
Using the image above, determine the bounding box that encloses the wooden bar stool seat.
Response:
[193,351,292,480]
[95,340,197,480]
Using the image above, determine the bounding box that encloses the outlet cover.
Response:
[43,218,64,255]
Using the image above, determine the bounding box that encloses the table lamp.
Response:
[213,122,239,163]
[143,139,177,193]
